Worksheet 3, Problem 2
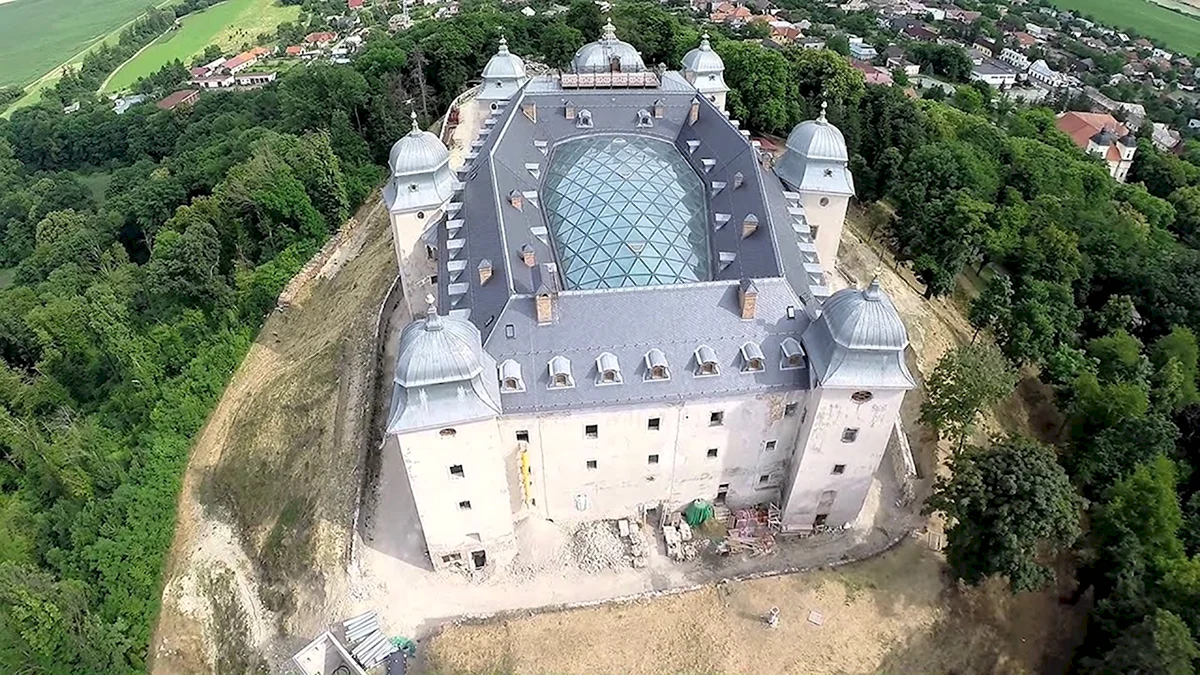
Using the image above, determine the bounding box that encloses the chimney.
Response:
[478,258,492,285]
[742,214,759,239]
[521,101,537,122]
[536,289,553,324]
[564,100,575,119]
[653,99,665,118]
[509,189,523,210]
[732,171,744,189]
[688,98,700,125]
[739,279,758,320]
[520,244,536,267]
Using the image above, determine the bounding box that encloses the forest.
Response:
[2,0,1200,671]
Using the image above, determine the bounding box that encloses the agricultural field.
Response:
[1049,0,1200,55]
[0,0,158,88]
[102,0,299,94]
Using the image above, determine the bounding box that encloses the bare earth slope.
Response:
[149,199,396,674]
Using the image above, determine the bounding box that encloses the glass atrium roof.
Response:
[542,136,710,290]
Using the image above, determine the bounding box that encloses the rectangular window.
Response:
[441,553,461,563]
[516,430,529,442]
[585,424,598,439]
[832,464,846,475]
[709,411,724,426]
[505,324,515,339]
[648,417,661,430]
[841,428,859,443]
[813,513,829,528]
[758,474,770,485]
[784,403,798,417]
[586,460,598,470]
[648,454,659,465]
[458,500,472,510]
[765,440,777,452]
[429,274,438,285]
[449,464,464,478]
[707,448,718,458]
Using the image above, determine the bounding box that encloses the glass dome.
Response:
[542,136,710,290]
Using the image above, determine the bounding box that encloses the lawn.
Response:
[0,0,160,88]
[1048,0,1200,55]
[102,0,300,94]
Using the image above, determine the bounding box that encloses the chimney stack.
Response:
[478,258,492,285]
[689,98,700,125]
[520,244,536,267]
[733,171,744,189]
[521,101,537,122]
[509,190,523,210]
[739,279,758,320]
[742,214,759,239]
[564,100,575,119]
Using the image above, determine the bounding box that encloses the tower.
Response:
[781,279,915,532]
[774,103,855,280]
[681,33,729,113]
[478,36,529,102]
[383,111,455,319]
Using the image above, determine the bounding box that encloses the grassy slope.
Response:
[1048,0,1200,54]
[103,0,299,94]
[0,0,155,88]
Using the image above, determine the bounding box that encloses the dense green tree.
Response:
[787,48,865,113]
[1069,414,1179,500]
[927,435,1080,592]
[1168,185,1200,248]
[921,343,1017,449]
[1082,609,1200,675]
[716,41,798,135]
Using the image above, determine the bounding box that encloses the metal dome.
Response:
[819,279,908,351]
[784,103,848,162]
[394,301,487,388]
[572,19,646,73]
[388,111,450,178]
[682,33,724,75]
[482,36,526,80]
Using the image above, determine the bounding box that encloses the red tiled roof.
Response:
[1014,31,1036,47]
[1055,111,1128,150]
[305,31,338,44]
[286,45,303,55]
[348,0,363,7]
[157,89,199,110]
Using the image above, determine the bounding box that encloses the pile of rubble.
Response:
[568,520,630,572]
[619,518,650,568]
[662,517,698,562]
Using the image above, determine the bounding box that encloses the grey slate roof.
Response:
[800,279,915,389]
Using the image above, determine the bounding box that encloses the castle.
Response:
[380,24,914,571]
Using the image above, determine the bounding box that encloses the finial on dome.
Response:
[817,100,828,125]
[409,108,420,134]
[424,293,444,331]
[602,18,617,41]
[864,277,883,301]
[700,32,711,49]
[498,34,509,53]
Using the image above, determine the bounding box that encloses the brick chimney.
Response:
[739,279,758,320]
[521,101,537,122]
[742,214,759,239]
[478,258,492,285]
[564,100,575,119]
[520,244,536,267]
[509,189,523,210]
[536,289,553,324]
[688,98,700,125]
[653,99,665,118]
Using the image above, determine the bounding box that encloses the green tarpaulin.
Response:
[684,499,714,527]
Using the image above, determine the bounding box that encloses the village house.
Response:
[156,89,200,111]
[1056,111,1136,182]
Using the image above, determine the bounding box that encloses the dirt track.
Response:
[149,198,396,674]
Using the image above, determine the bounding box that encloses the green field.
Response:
[1049,0,1200,55]
[102,0,300,93]
[0,0,162,88]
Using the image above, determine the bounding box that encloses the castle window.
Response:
[707,448,718,458]
[784,403,798,417]
[832,464,846,475]
[595,352,622,385]
[851,390,874,403]
[516,430,529,442]
[644,349,670,381]
[765,440,776,452]
[576,108,593,129]
[586,460,598,470]
[585,424,598,439]
[780,337,805,370]
[842,428,859,443]
[648,417,661,430]
[499,359,525,393]
[694,345,720,377]
[547,356,575,389]
[439,428,457,437]
[819,196,831,206]
[740,342,765,373]
[709,411,724,426]
[648,454,659,465]
[637,108,653,128]
[458,500,472,510]
[450,464,464,478]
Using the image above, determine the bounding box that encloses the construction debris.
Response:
[569,520,630,572]
[662,511,699,561]
[723,504,779,557]
[807,609,824,626]
[342,611,399,670]
[766,606,780,629]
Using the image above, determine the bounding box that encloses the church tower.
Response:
[383,111,455,319]
[774,103,855,280]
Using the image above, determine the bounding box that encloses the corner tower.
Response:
[775,103,855,279]
[781,279,914,532]
[478,36,528,102]
[383,112,455,319]
[681,33,729,113]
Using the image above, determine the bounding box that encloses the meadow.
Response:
[0,0,157,88]
[102,0,300,93]
[1050,0,1200,55]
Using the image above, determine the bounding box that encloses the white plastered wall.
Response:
[798,191,849,281]
[780,386,905,531]
[394,419,517,570]
[497,390,809,523]
[388,207,442,320]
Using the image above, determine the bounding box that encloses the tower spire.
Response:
[817,100,828,124]
[700,32,711,50]
[409,108,420,134]
[498,34,509,54]
[424,293,443,331]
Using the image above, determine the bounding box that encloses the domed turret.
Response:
[383,111,455,214]
[774,103,855,196]
[479,36,529,101]
[800,278,915,389]
[681,33,729,110]
[388,297,502,433]
[572,19,645,73]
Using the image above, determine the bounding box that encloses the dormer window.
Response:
[576,109,593,129]
[644,349,670,381]
[740,342,765,373]
[548,356,575,389]
[595,352,622,385]
[694,345,719,377]
[780,337,805,370]
[637,108,653,128]
[499,359,525,393]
